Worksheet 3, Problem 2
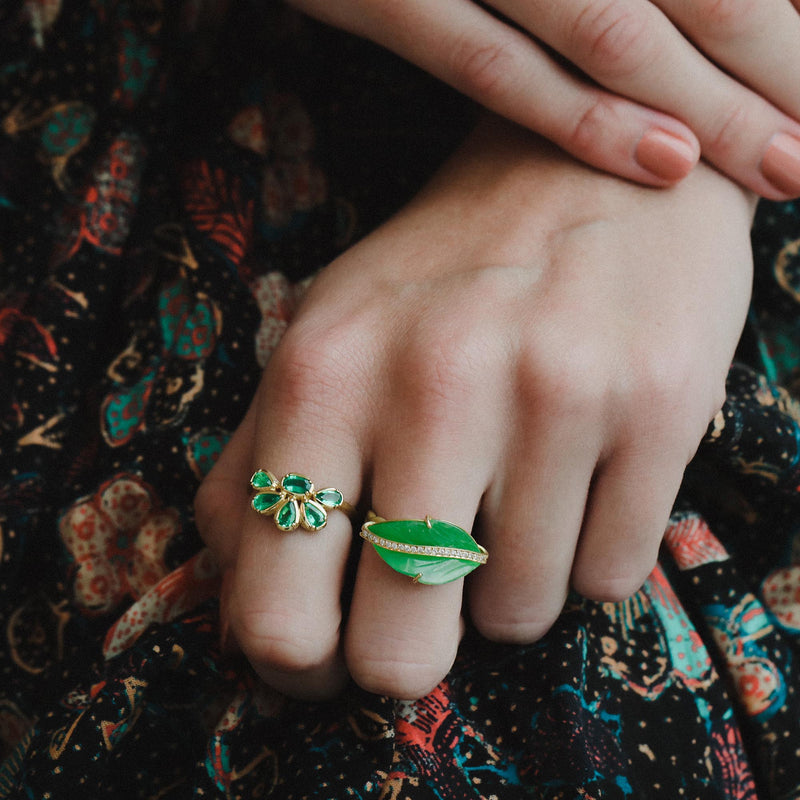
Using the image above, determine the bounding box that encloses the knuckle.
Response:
[564,96,618,155]
[518,338,604,420]
[269,322,361,418]
[694,0,757,39]
[620,345,694,422]
[573,568,650,603]
[234,607,333,675]
[568,0,654,80]
[449,35,517,99]
[472,606,562,644]
[348,653,449,700]
[705,102,750,160]
[399,322,490,414]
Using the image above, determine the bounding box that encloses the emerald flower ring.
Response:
[250,470,353,532]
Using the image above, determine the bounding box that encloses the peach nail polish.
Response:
[762,133,800,198]
[635,129,697,183]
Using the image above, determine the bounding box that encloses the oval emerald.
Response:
[282,473,313,496]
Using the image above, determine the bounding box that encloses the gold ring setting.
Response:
[360,513,488,585]
[250,470,352,532]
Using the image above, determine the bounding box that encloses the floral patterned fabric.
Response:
[1,2,800,798]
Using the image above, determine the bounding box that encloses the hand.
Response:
[288,0,800,199]
[196,117,754,701]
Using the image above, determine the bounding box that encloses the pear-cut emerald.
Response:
[252,491,282,513]
[282,473,313,496]
[251,470,276,489]
[275,498,300,530]
[302,500,327,531]
[316,488,343,509]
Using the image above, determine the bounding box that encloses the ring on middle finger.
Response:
[360,511,488,585]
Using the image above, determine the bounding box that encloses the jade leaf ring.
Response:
[360,513,488,585]
[250,470,352,532]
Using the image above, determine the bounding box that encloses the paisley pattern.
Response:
[1,1,800,798]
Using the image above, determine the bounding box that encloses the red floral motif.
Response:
[762,565,800,631]
[59,474,180,615]
[182,160,254,267]
[103,548,220,658]
[0,294,58,370]
[663,513,729,571]
[53,133,145,265]
[710,722,759,799]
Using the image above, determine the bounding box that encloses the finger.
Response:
[228,341,367,700]
[654,0,800,120]
[289,0,699,186]
[490,0,800,198]
[570,444,687,602]
[346,371,498,699]
[195,391,260,571]
[469,419,598,643]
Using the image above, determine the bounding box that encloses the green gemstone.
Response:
[301,500,328,531]
[275,498,300,530]
[250,470,276,490]
[369,518,480,552]
[282,473,313,496]
[375,549,482,584]
[251,491,282,514]
[315,488,343,509]
[365,518,483,585]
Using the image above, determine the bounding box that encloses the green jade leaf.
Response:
[367,518,484,585]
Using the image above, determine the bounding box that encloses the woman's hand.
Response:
[196,117,755,701]
[288,0,800,199]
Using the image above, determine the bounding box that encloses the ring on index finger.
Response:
[250,470,354,532]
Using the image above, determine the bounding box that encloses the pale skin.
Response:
[287,0,800,198]
[196,116,755,701]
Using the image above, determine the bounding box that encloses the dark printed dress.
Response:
[1,2,799,798]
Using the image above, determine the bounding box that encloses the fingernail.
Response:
[762,132,800,198]
[635,129,697,183]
